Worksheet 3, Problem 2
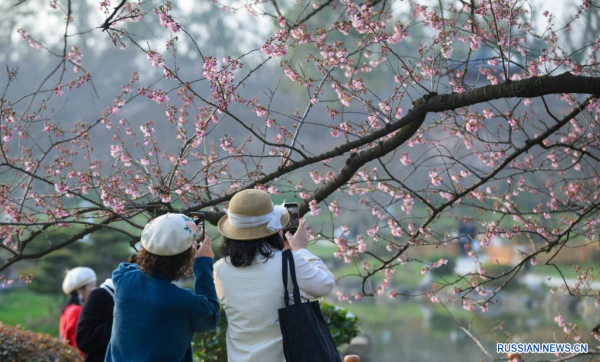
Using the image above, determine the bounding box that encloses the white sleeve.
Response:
[290,248,336,300]
[213,258,225,301]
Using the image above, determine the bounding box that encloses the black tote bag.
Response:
[278,249,342,362]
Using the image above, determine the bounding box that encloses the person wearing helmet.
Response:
[105,213,219,362]
[60,266,97,353]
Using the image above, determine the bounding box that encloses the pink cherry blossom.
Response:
[429,168,442,186]
[309,199,321,216]
[432,258,448,268]
[400,152,411,165]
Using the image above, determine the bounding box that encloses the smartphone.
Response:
[189,212,205,242]
[284,203,299,235]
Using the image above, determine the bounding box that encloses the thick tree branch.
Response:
[2,73,599,274]
[186,73,600,214]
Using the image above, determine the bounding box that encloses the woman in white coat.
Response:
[214,189,336,362]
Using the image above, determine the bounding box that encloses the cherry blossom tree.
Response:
[1,0,600,357]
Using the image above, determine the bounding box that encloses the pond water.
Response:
[337,291,599,362]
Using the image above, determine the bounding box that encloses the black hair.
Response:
[60,291,81,315]
[219,233,284,267]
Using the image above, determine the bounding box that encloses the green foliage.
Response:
[25,230,133,295]
[320,301,360,347]
[192,309,228,362]
[26,249,77,294]
[0,323,83,362]
[192,302,359,361]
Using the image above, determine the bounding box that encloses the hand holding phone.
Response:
[283,203,299,236]
[194,235,214,259]
[189,212,205,241]
[284,218,309,251]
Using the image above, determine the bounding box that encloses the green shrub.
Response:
[0,323,83,362]
[192,301,360,361]
[320,301,360,347]
[192,309,227,361]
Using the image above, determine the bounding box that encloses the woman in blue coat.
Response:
[106,213,219,362]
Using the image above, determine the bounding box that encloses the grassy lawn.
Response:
[0,289,61,336]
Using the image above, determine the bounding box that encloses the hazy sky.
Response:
[2,0,589,62]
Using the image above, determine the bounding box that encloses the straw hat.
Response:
[218,189,289,241]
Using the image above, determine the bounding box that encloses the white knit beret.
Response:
[62,267,97,295]
[141,213,199,256]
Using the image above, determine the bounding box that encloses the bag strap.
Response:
[282,249,302,307]
[282,250,290,307]
[287,250,302,304]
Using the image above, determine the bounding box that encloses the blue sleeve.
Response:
[190,257,220,332]
[111,263,138,290]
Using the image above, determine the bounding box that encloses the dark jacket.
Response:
[75,284,115,362]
